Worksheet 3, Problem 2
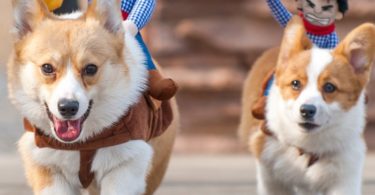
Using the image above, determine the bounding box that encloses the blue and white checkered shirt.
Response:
[266,0,339,49]
[121,0,156,30]
[88,0,156,30]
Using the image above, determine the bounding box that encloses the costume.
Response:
[24,95,173,188]
[120,0,157,70]
[266,0,339,49]
[116,0,177,100]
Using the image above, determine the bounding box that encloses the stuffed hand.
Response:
[123,20,139,37]
[44,0,63,11]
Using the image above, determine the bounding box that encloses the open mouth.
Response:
[305,13,331,26]
[45,101,93,142]
[299,122,320,131]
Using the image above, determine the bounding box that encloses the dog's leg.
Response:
[325,150,364,195]
[38,174,80,195]
[25,164,79,195]
[19,135,80,195]
[325,168,363,195]
[325,177,362,195]
[256,162,295,195]
[99,141,153,195]
[325,184,361,195]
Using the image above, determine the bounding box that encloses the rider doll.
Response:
[45,0,178,100]
[252,0,349,119]
[267,0,348,49]
[118,0,177,100]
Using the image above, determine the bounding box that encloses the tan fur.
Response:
[277,51,311,100]
[18,134,53,194]
[239,48,280,155]
[146,99,179,194]
[276,17,312,72]
[327,23,375,110]
[250,130,267,159]
[318,57,364,110]
[238,17,311,146]
[238,18,313,145]
[14,18,124,89]
[238,48,279,144]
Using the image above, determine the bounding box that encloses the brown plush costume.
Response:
[24,95,173,188]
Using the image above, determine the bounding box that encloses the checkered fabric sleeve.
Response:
[307,32,339,49]
[266,0,292,28]
[122,0,156,30]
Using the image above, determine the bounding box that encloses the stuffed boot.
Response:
[148,70,178,100]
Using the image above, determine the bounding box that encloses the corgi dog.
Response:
[7,0,178,194]
[239,16,375,195]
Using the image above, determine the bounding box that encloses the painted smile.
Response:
[305,13,331,26]
[45,101,93,142]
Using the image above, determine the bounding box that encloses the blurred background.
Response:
[0,0,374,194]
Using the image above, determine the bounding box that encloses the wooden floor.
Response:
[1,153,375,195]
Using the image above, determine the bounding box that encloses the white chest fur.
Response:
[258,135,366,194]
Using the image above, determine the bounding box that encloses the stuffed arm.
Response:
[123,0,156,36]
[266,0,292,28]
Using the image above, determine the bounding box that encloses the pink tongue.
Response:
[53,116,81,142]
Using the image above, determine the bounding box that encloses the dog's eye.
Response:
[291,80,302,91]
[41,64,55,75]
[83,64,98,76]
[323,82,336,93]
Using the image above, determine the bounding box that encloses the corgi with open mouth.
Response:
[7,0,179,194]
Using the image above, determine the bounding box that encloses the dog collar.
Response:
[24,95,173,188]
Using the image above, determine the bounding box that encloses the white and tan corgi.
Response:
[239,17,375,195]
[7,0,178,194]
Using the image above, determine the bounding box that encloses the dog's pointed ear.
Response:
[85,0,123,35]
[334,23,375,77]
[12,0,51,39]
[277,16,312,69]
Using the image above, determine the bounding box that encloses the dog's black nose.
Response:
[58,99,79,118]
[300,104,317,120]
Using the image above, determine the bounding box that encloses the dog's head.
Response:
[267,17,375,146]
[8,0,147,143]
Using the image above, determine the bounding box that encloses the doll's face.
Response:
[301,0,343,26]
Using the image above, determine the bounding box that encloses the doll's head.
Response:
[296,0,348,26]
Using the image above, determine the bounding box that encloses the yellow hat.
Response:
[44,0,63,11]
